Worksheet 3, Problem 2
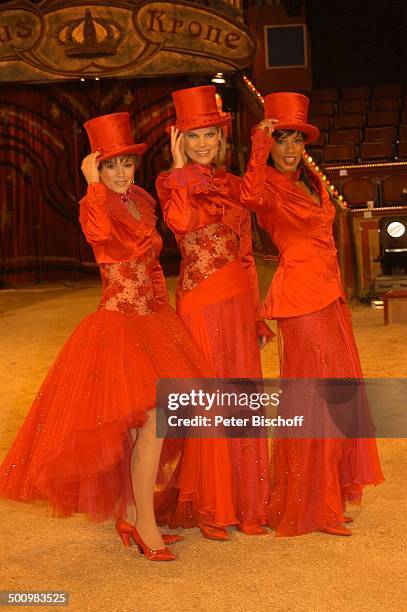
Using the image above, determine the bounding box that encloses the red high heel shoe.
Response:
[199,524,229,541]
[115,518,176,561]
[115,518,183,545]
[319,524,352,536]
[162,533,184,545]
[237,524,268,536]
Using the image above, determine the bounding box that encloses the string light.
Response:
[243,75,264,104]
[350,205,406,213]
[325,161,407,171]
[242,76,348,208]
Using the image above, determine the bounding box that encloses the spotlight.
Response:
[379,216,407,274]
[387,221,406,238]
[211,72,226,84]
[80,78,85,82]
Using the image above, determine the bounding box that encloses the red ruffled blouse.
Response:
[240,129,345,318]
[156,163,262,317]
[79,182,168,307]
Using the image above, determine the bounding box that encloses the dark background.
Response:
[245,0,407,88]
[304,0,405,87]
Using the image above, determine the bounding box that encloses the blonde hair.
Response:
[215,129,227,167]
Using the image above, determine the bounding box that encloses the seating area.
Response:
[307,84,407,164]
[334,174,407,208]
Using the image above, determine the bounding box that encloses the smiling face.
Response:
[183,127,221,166]
[99,155,136,194]
[270,130,306,173]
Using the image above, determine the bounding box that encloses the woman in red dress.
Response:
[0,112,211,560]
[156,86,273,539]
[240,93,384,536]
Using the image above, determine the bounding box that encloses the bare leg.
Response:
[125,428,138,525]
[127,409,165,549]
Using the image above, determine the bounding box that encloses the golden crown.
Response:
[57,10,123,59]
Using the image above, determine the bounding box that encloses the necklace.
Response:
[120,188,132,204]
[121,192,141,221]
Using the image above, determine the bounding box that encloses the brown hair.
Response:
[99,154,138,169]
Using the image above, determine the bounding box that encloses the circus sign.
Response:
[0,0,257,83]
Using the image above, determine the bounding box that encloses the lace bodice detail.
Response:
[178,223,240,294]
[99,249,159,316]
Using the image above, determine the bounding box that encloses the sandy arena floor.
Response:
[1,269,406,612]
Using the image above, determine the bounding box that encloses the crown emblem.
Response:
[57,10,123,59]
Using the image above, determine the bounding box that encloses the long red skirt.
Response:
[270,299,384,536]
[0,306,210,522]
[158,259,270,530]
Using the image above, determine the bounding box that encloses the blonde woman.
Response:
[156,86,273,539]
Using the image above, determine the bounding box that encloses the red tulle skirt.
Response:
[270,299,384,536]
[157,259,270,531]
[0,306,210,522]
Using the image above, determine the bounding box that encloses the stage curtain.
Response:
[0,78,188,286]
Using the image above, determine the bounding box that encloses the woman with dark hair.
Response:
[0,112,212,561]
[156,86,273,539]
[240,93,384,537]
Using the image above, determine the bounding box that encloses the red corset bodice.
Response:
[177,223,240,297]
[156,165,262,315]
[79,183,169,309]
[99,249,160,316]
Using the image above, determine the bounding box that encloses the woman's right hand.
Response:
[257,118,279,137]
[81,152,101,185]
[171,127,186,169]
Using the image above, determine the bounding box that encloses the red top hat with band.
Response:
[166,85,231,134]
[264,93,320,143]
[84,112,147,162]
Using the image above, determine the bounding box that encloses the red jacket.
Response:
[156,163,262,316]
[79,182,168,306]
[240,129,345,318]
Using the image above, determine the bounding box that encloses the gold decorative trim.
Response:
[0,0,256,82]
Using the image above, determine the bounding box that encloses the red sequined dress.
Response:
[156,163,271,532]
[0,183,210,522]
[240,129,384,536]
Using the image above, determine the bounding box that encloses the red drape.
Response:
[0,78,188,286]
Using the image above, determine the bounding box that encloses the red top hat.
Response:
[84,112,147,162]
[166,85,231,134]
[264,93,320,143]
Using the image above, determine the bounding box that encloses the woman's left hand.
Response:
[257,118,279,137]
[256,320,275,349]
[171,127,186,169]
[258,336,268,350]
